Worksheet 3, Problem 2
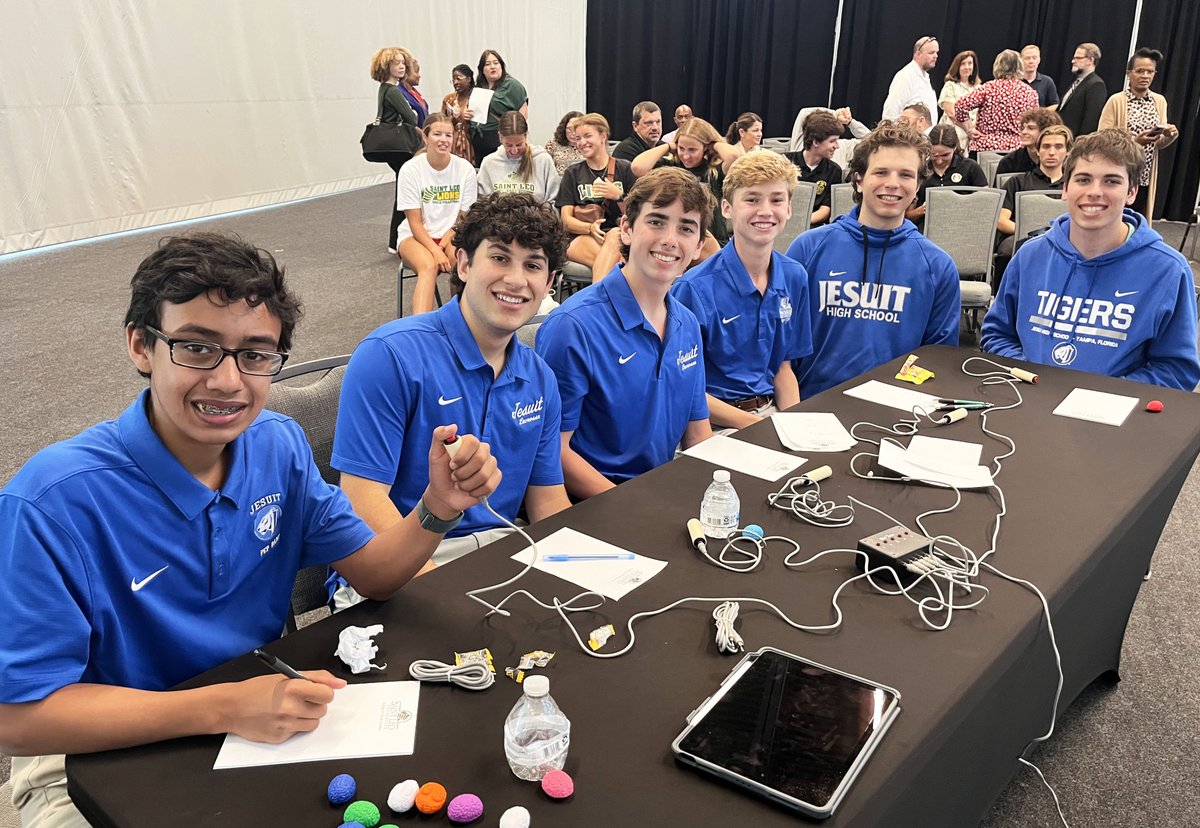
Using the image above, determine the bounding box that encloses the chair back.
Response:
[994,171,1022,190]
[775,180,818,253]
[831,183,855,220]
[516,314,550,348]
[268,355,351,629]
[978,151,1003,184]
[924,187,1004,280]
[1013,190,1067,248]
[762,136,791,154]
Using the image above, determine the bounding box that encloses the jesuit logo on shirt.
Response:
[818,280,912,323]
[1029,290,1135,348]
[677,344,699,370]
[780,296,793,323]
[250,492,283,556]
[512,396,544,426]
[422,184,462,204]
[1052,342,1078,366]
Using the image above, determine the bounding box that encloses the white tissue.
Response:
[334,623,386,674]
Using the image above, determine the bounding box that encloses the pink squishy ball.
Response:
[540,769,574,799]
[447,793,484,823]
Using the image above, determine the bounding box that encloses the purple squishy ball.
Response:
[447,793,485,823]
[327,773,357,805]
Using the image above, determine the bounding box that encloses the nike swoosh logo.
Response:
[722,315,741,324]
[829,270,847,277]
[1114,291,1138,298]
[438,395,463,405]
[618,352,636,364]
[131,565,169,592]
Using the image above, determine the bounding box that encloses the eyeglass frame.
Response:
[142,325,290,376]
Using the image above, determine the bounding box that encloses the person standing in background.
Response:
[954,50,1039,153]
[370,47,419,255]
[1019,45,1060,109]
[882,36,939,122]
[473,50,529,164]
[1057,43,1107,138]
[441,64,476,166]
[938,50,980,148]
[398,50,428,126]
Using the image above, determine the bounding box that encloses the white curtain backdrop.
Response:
[0,1,588,254]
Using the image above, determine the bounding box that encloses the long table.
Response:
[67,345,1200,827]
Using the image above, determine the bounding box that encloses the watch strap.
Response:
[417,497,464,534]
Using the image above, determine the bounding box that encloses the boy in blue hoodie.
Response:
[981,129,1199,391]
[786,121,960,397]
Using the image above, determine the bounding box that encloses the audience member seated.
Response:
[555,113,637,283]
[981,129,1199,391]
[612,101,664,163]
[536,168,715,499]
[330,194,571,607]
[784,111,845,227]
[905,124,986,230]
[786,122,960,398]
[672,152,812,429]
[440,63,477,165]
[996,125,1072,263]
[997,107,1063,176]
[900,103,934,135]
[938,50,981,148]
[632,117,741,254]
[954,49,1039,153]
[725,112,764,154]
[661,103,693,145]
[545,110,584,175]
[789,106,869,152]
[477,112,561,203]
[397,113,478,315]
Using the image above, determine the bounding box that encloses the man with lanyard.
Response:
[672,152,813,430]
[331,193,570,607]
[882,36,939,122]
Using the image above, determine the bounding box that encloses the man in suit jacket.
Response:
[1058,43,1107,138]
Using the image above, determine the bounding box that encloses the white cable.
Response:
[407,658,496,690]
[698,529,803,573]
[767,476,855,527]
[1018,757,1071,828]
[712,601,744,653]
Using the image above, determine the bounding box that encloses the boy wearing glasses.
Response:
[0,233,500,827]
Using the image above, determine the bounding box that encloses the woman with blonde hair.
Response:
[953,49,1038,152]
[477,111,560,203]
[370,47,420,252]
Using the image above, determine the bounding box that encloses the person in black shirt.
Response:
[905,124,986,230]
[997,107,1063,176]
[784,111,844,226]
[612,101,663,163]
[994,124,1072,285]
[1019,45,1060,108]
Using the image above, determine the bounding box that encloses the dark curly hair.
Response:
[124,233,302,376]
[450,192,569,297]
[847,121,931,204]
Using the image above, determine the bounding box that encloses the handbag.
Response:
[573,157,618,224]
[361,86,423,164]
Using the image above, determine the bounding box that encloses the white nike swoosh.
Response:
[1114,291,1138,298]
[722,315,741,324]
[131,565,169,592]
[829,270,847,277]
[618,352,636,364]
[438,395,463,405]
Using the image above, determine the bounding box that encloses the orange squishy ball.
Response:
[415,782,447,815]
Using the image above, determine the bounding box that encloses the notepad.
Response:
[1052,388,1139,427]
[683,434,806,481]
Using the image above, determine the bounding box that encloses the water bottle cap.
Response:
[713,470,731,483]
[523,674,550,697]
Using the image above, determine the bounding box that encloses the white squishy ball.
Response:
[387,778,420,813]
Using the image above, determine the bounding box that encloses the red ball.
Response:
[540,769,574,799]
[1146,400,1164,413]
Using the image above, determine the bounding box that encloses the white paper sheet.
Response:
[877,438,994,489]
[214,681,419,769]
[843,380,940,413]
[771,412,857,452]
[683,434,806,481]
[1052,388,1139,427]
[511,527,665,600]
[467,88,494,123]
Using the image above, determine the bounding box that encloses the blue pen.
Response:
[543,553,636,562]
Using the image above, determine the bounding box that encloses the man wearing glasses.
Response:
[0,232,500,828]
[1057,43,1107,139]
[882,36,940,123]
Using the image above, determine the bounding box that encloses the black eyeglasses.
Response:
[144,326,288,376]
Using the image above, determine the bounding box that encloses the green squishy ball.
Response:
[343,801,381,828]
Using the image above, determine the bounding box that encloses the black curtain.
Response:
[585,0,837,141]
[1135,3,1200,221]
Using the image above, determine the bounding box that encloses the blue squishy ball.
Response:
[327,773,357,805]
[742,524,765,540]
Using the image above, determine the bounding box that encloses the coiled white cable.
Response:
[407,658,496,690]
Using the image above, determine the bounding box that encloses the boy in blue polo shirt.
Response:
[332,192,571,583]
[672,152,813,429]
[536,167,715,499]
[0,233,499,827]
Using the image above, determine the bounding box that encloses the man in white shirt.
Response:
[882,36,939,122]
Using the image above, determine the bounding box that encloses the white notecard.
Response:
[877,438,994,489]
[1052,388,1139,427]
[214,681,419,769]
[467,88,494,123]
[683,433,806,481]
[511,527,666,600]
[843,380,941,413]
[771,412,857,452]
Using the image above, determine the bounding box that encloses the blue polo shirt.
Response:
[535,268,709,482]
[0,390,374,703]
[332,297,563,536]
[672,241,813,401]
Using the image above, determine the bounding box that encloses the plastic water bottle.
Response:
[503,675,571,781]
[700,469,740,539]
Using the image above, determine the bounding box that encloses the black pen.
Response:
[253,647,313,682]
[937,398,993,408]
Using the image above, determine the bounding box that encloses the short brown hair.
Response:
[847,121,931,204]
[619,168,715,258]
[723,152,799,202]
[1020,107,1063,132]
[1063,129,1143,191]
[803,112,843,150]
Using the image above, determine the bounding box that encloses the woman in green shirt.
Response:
[472,49,529,163]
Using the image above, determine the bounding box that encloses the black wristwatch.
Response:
[417,497,464,534]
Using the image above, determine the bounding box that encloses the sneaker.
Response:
[388,246,397,255]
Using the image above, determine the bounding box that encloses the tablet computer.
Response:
[671,647,901,819]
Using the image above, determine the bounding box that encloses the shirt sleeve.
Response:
[331,336,414,485]
[287,421,375,569]
[556,164,581,209]
[965,160,989,187]
[784,267,815,361]
[979,255,1027,359]
[396,162,424,212]
[1123,265,1200,391]
[459,162,478,211]
[528,366,566,486]
[535,314,590,433]
[689,334,711,422]
[954,84,986,123]
[923,250,962,346]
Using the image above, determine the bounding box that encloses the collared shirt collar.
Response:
[719,241,779,299]
[434,295,531,383]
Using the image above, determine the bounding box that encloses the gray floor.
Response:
[1,185,1198,827]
